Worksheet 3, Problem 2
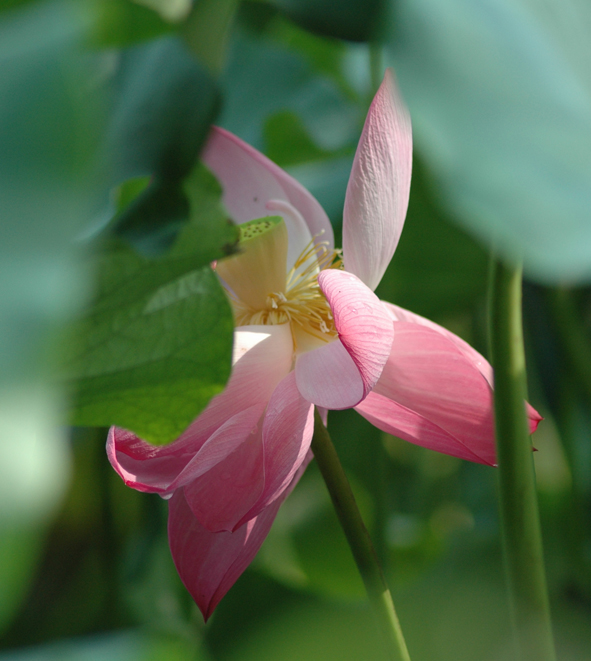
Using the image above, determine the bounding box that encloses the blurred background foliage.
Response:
[1,0,591,659]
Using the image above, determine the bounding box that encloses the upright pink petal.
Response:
[168,453,312,621]
[107,324,293,494]
[343,70,412,291]
[235,372,314,527]
[295,270,393,409]
[355,321,497,465]
[202,127,333,248]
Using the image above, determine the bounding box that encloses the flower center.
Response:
[235,237,342,339]
[215,217,342,351]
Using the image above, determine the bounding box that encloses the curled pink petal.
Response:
[355,321,497,465]
[202,127,333,248]
[107,426,189,494]
[235,372,314,527]
[296,270,393,409]
[383,302,542,433]
[383,302,493,386]
[357,391,489,464]
[296,339,364,409]
[343,70,412,291]
[168,453,312,621]
[107,324,293,494]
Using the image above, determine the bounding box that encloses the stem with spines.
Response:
[490,259,556,661]
[311,410,411,661]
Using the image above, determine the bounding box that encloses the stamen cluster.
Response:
[231,238,343,344]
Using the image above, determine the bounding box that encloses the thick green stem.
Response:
[182,0,239,74]
[490,259,556,661]
[311,411,411,661]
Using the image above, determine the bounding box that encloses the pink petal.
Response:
[168,404,266,491]
[168,453,312,621]
[107,324,293,494]
[202,127,333,248]
[168,488,276,621]
[526,403,543,433]
[383,302,493,386]
[296,339,364,409]
[383,302,542,433]
[355,321,497,465]
[343,69,412,291]
[235,372,314,527]
[181,412,265,533]
[357,392,490,464]
[295,270,394,409]
[107,426,189,494]
[267,163,334,250]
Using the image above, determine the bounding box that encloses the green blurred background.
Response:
[1,1,591,659]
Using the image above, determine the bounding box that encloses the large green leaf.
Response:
[389,0,591,283]
[63,165,238,445]
[107,36,220,183]
[102,35,221,255]
[264,110,351,167]
[219,27,360,152]
[91,0,173,47]
[0,0,34,12]
[269,0,386,42]
[113,178,191,257]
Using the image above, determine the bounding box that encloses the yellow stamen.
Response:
[226,232,343,350]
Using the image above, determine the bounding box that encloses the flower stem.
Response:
[490,259,556,661]
[311,410,411,661]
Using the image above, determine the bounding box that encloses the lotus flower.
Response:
[108,71,541,620]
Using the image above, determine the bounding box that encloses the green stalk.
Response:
[182,0,239,74]
[490,259,556,661]
[311,411,411,661]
